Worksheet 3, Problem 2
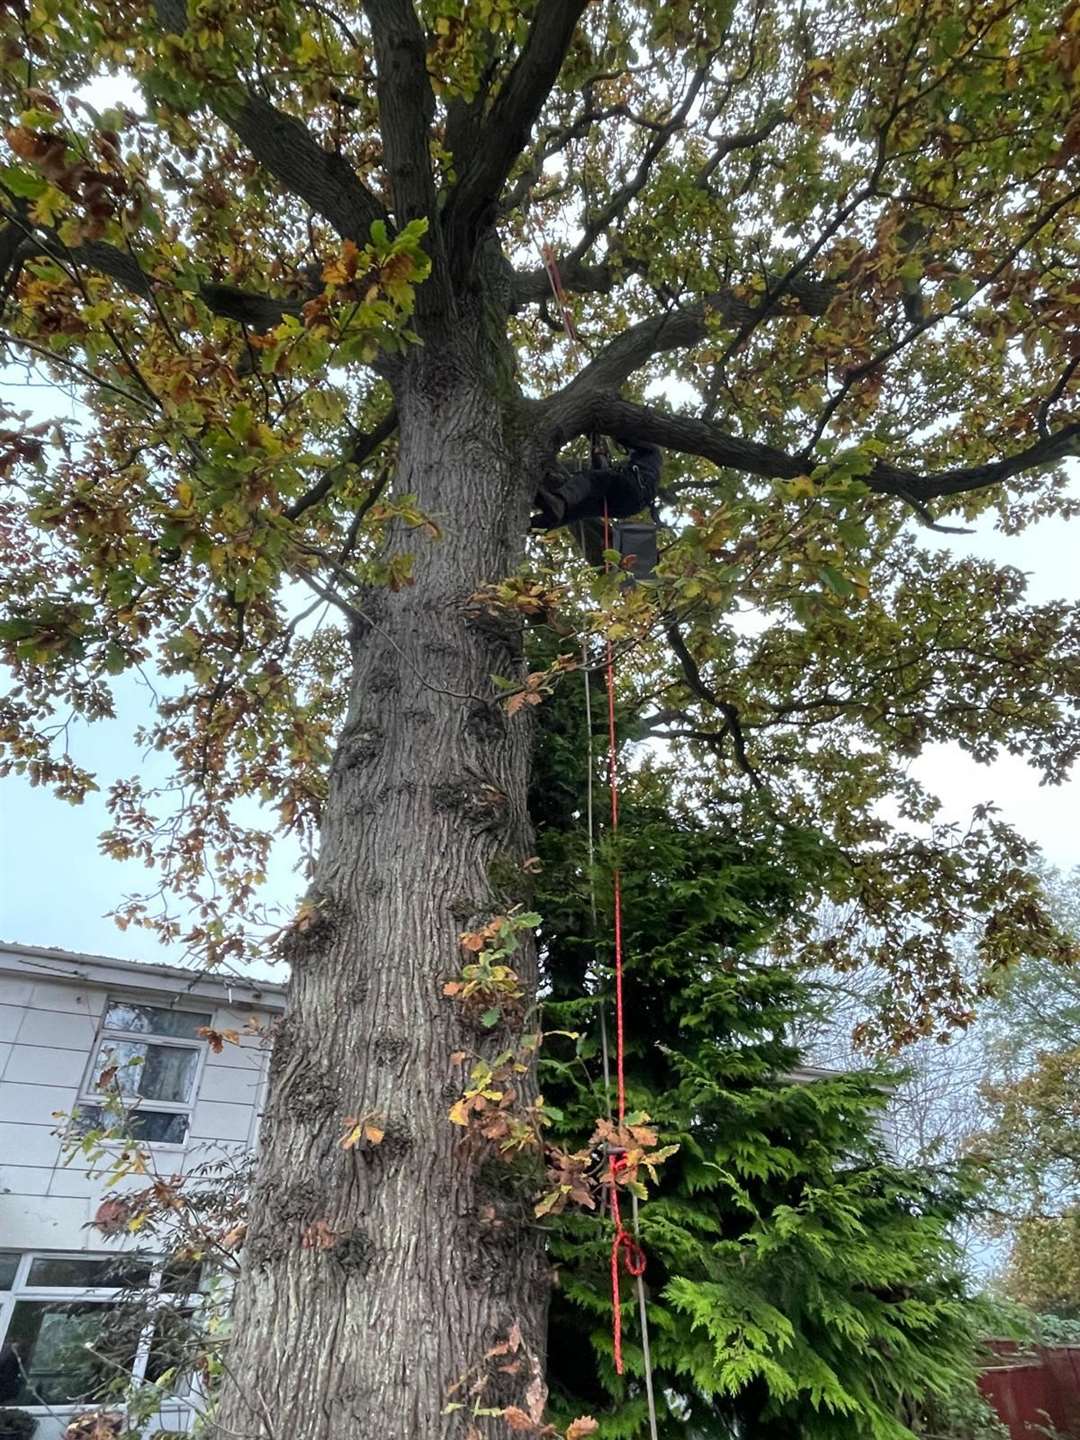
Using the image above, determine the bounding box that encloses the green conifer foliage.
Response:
[531,674,988,1439]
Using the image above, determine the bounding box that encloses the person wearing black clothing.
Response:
[532,441,661,530]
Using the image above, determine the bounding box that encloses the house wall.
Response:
[0,968,279,1250]
[0,946,285,1439]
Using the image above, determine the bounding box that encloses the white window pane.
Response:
[103,1002,210,1040]
[93,1041,198,1104]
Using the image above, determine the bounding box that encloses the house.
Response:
[0,942,286,1440]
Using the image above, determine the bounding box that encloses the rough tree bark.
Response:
[215,268,550,1439]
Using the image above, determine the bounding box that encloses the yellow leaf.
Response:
[783,475,816,498]
[340,1121,364,1150]
[31,185,70,227]
[448,1099,470,1126]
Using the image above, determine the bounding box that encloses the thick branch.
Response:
[227,94,387,242]
[547,393,1080,505]
[8,224,309,331]
[901,423,1080,502]
[443,0,590,267]
[512,261,834,328]
[510,258,639,306]
[568,394,804,478]
[362,0,451,313]
[153,0,386,243]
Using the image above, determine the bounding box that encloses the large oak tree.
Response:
[2,0,1080,1432]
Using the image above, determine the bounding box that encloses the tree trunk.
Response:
[215,304,549,1439]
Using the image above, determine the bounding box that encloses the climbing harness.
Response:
[533,228,660,1435]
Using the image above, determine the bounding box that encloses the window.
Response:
[0,1253,206,1413]
[75,998,212,1148]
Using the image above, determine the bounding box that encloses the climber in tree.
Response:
[532,438,662,530]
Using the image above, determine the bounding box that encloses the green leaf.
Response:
[0,166,47,199]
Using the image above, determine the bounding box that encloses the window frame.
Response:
[0,1250,205,1417]
[75,995,213,1152]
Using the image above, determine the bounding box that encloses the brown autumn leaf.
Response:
[301,1219,337,1250]
[502,1407,536,1432]
[93,1198,130,1235]
[341,1115,385,1149]
[505,689,542,716]
[566,1419,599,1440]
[96,1064,118,1089]
[340,1119,364,1150]
[197,1026,240,1054]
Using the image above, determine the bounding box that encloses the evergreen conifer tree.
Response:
[531,676,989,1439]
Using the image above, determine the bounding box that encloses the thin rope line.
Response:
[632,1190,660,1440]
[579,590,613,1121]
[536,236,658,1427]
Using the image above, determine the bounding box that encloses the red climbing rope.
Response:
[531,228,654,1407]
[602,504,643,1377]
[604,561,627,1127]
[608,1151,647,1374]
[539,238,581,344]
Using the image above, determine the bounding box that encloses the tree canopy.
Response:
[2,0,1080,1433]
[1,0,1079,1035]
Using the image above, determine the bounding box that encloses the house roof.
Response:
[0,940,287,1010]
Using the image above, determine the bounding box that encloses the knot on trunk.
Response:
[433,775,511,829]
[333,724,384,774]
[334,1227,376,1273]
[276,891,349,969]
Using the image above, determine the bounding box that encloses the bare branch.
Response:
[665,618,765,790]
[564,57,715,267]
[697,108,787,187]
